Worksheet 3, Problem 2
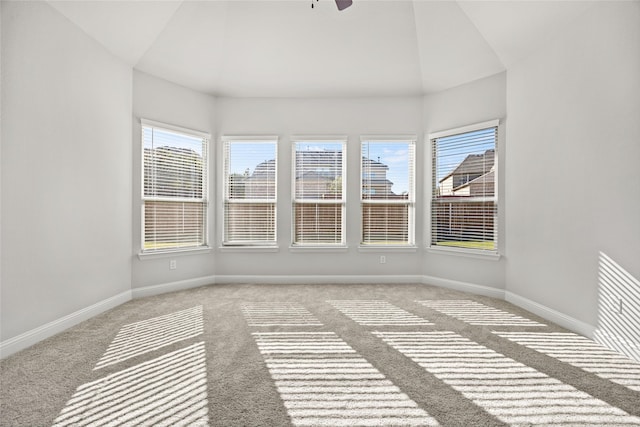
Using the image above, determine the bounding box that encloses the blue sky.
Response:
[228,142,277,175]
[362,142,412,195]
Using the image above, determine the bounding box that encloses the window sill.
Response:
[289,245,349,253]
[358,245,418,253]
[427,246,501,261]
[138,246,212,260]
[219,245,280,253]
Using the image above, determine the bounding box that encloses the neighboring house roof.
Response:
[453,169,495,192]
[362,157,389,170]
[439,149,495,183]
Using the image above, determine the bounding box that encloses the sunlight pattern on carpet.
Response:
[52,342,208,427]
[242,302,323,326]
[374,331,640,426]
[416,300,545,326]
[327,300,433,326]
[252,332,439,426]
[94,306,203,369]
[495,331,640,392]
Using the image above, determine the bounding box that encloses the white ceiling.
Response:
[48,0,598,97]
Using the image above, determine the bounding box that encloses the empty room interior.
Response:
[1,0,639,425]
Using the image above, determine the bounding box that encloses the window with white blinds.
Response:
[292,140,345,246]
[141,120,209,253]
[361,138,415,246]
[430,121,498,253]
[223,138,277,245]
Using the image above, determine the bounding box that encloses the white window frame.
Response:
[428,120,500,259]
[291,136,347,249]
[360,135,416,248]
[139,119,210,256]
[221,135,278,248]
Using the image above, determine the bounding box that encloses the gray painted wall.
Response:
[132,71,216,289]
[423,72,507,289]
[1,2,132,341]
[505,2,640,340]
[213,96,425,279]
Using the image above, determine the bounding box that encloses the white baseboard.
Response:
[0,290,132,359]
[131,275,217,299]
[593,328,640,362]
[213,274,424,285]
[505,291,596,338]
[422,275,506,299]
[1,274,607,360]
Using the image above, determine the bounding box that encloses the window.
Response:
[141,120,209,253]
[430,120,498,253]
[292,138,346,246]
[361,137,415,246]
[223,137,277,246]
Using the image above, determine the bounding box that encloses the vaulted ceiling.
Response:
[47,0,597,97]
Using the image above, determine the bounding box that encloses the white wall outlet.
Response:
[170,260,177,270]
[380,255,386,264]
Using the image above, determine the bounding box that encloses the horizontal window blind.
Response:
[223,139,277,245]
[361,139,415,245]
[294,203,343,244]
[142,123,208,252]
[293,141,345,245]
[431,125,497,252]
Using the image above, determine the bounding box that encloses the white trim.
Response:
[0,290,132,359]
[140,118,210,139]
[219,245,280,253]
[291,139,347,247]
[2,275,608,359]
[427,246,500,261]
[221,135,279,142]
[358,245,418,253]
[505,291,596,338]
[138,246,212,260]
[428,119,499,140]
[221,137,278,247]
[141,121,210,252]
[289,245,349,253]
[360,139,416,246]
[422,275,505,299]
[131,275,217,299]
[360,134,417,142]
[291,135,348,142]
[214,275,424,285]
[593,329,640,362]
[426,121,499,261]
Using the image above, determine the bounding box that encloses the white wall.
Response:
[1,2,132,341]
[132,71,216,290]
[422,72,507,290]
[506,1,640,348]
[214,97,425,279]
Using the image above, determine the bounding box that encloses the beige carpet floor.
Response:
[1,282,639,426]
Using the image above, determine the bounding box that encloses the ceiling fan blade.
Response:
[335,0,352,11]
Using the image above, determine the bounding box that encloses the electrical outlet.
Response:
[170,260,177,270]
[380,255,386,264]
